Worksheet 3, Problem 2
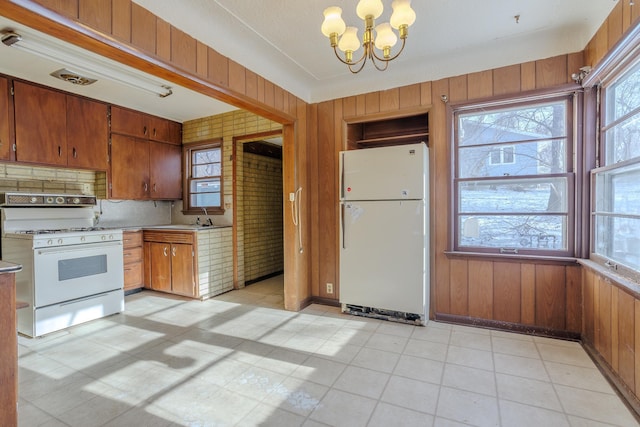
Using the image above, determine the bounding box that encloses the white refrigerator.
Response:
[339,142,429,325]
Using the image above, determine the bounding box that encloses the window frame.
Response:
[590,55,640,282]
[451,93,577,257]
[182,138,224,215]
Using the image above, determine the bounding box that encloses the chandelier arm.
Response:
[332,45,368,66]
[370,38,407,63]
[348,57,369,74]
[370,56,389,72]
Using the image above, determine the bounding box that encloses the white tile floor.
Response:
[17,275,640,426]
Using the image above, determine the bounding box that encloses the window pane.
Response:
[458,102,566,147]
[459,215,567,250]
[459,177,568,214]
[458,140,566,178]
[193,149,221,164]
[606,61,640,124]
[190,178,221,208]
[193,163,221,178]
[604,116,640,164]
[594,215,640,271]
[594,162,640,215]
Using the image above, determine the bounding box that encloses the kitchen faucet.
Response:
[202,207,213,226]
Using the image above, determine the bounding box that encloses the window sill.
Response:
[578,259,640,298]
[182,208,225,216]
[444,250,578,265]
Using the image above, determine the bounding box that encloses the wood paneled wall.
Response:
[583,265,640,412]
[309,52,585,331]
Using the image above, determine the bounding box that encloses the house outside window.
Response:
[453,96,575,256]
[183,139,224,215]
[489,146,515,165]
[592,59,640,280]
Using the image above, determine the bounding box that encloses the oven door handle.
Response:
[36,241,123,255]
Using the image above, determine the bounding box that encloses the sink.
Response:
[148,224,223,230]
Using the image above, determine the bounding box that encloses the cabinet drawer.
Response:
[123,231,143,248]
[123,246,143,263]
[144,230,194,244]
[124,261,143,290]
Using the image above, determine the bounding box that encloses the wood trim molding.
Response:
[583,21,640,87]
[0,0,296,124]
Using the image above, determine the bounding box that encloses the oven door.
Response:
[33,241,124,307]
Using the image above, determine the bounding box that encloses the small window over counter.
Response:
[183,139,224,215]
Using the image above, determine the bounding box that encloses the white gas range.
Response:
[0,192,124,337]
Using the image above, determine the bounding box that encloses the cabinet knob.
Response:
[144,182,148,192]
[172,246,176,257]
[143,126,148,136]
[163,246,168,257]
[73,147,77,158]
[58,146,62,157]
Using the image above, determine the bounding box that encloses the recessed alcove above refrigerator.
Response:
[346,113,429,150]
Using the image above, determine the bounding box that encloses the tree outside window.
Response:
[453,97,574,256]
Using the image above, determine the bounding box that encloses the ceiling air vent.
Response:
[50,68,97,86]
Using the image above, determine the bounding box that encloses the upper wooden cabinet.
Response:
[111,105,181,144]
[110,134,150,200]
[13,81,67,166]
[110,135,182,200]
[13,81,109,170]
[66,95,109,170]
[0,77,12,162]
[149,141,182,199]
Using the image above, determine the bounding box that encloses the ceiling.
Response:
[0,1,618,122]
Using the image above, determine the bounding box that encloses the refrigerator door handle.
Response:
[341,203,346,249]
[340,152,345,199]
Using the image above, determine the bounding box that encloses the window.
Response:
[453,97,574,256]
[593,59,640,278]
[489,146,515,165]
[183,139,223,215]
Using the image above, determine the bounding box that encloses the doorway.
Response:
[233,130,285,306]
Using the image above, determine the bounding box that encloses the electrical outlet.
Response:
[326,283,333,294]
[82,183,91,194]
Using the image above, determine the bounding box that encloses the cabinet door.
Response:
[170,243,195,297]
[66,96,108,170]
[0,77,12,161]
[110,106,148,139]
[149,242,172,292]
[149,141,182,199]
[110,134,150,199]
[14,81,67,165]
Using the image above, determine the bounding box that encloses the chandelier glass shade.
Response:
[321,0,416,73]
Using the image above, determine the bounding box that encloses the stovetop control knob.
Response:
[55,196,65,204]
[72,197,80,204]
[30,196,37,204]
[58,239,63,245]
[80,236,86,242]
[47,239,53,245]
[109,234,114,240]
[101,235,106,241]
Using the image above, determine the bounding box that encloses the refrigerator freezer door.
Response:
[340,142,426,201]
[340,199,427,317]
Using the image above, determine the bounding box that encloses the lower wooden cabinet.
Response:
[143,230,197,298]
[123,231,143,292]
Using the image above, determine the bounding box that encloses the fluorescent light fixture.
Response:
[1,30,172,98]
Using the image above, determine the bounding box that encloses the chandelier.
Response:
[321,0,416,74]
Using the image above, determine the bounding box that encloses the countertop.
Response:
[0,261,22,274]
[119,224,232,232]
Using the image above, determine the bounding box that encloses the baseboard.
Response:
[582,341,640,422]
[244,270,284,286]
[434,313,581,341]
